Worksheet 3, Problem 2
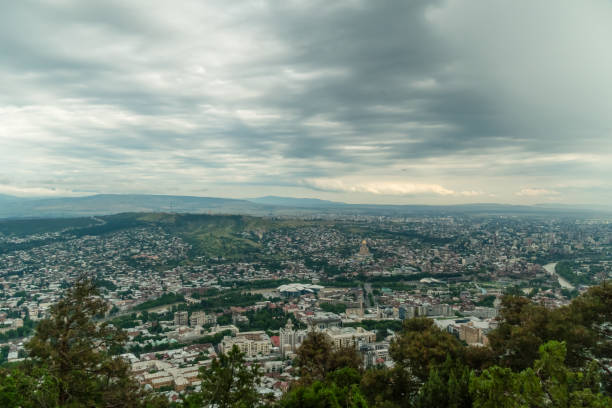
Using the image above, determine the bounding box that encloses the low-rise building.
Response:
[219,331,272,357]
[325,327,376,348]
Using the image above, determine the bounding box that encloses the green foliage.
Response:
[413,357,472,408]
[0,346,9,365]
[320,302,347,314]
[281,368,369,408]
[155,213,269,260]
[488,283,612,392]
[237,308,304,332]
[295,331,362,385]
[95,278,118,291]
[134,292,185,311]
[109,315,141,329]
[322,278,361,288]
[390,317,463,383]
[360,366,414,407]
[183,345,267,408]
[470,366,529,408]
[109,305,120,316]
[129,330,231,356]
[24,277,168,407]
[344,319,403,334]
[192,330,233,346]
[561,288,580,299]
[217,313,232,325]
[0,318,36,342]
[0,217,95,237]
[475,295,496,307]
[470,340,612,408]
[223,278,296,290]
[556,261,592,286]
[0,266,610,408]
[0,365,59,407]
[129,341,181,355]
[281,381,368,408]
[358,318,466,407]
[70,213,148,238]
[304,257,346,276]
[188,290,265,311]
[0,218,107,255]
[371,282,417,292]
[488,295,548,371]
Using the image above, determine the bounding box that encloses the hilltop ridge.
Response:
[1,193,609,219]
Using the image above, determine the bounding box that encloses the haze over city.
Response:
[1,0,611,205]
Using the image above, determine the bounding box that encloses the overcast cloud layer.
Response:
[1,0,611,205]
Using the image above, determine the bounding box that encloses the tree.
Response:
[390,317,463,383]
[281,381,368,408]
[360,366,413,408]
[295,331,333,383]
[564,282,612,389]
[463,345,496,372]
[413,357,472,408]
[413,368,446,408]
[25,276,167,407]
[295,331,362,385]
[469,365,531,408]
[488,295,549,372]
[470,340,612,408]
[489,283,612,392]
[359,318,465,407]
[532,341,611,407]
[286,288,612,408]
[281,368,368,408]
[0,365,59,408]
[183,345,267,408]
[109,305,120,316]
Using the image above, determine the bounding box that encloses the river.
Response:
[543,262,575,290]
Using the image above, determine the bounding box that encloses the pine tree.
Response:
[25,276,167,407]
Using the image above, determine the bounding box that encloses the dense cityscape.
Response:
[2,1,612,405]
[1,212,610,404]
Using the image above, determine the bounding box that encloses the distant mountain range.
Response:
[0,193,609,219]
[0,194,268,219]
[248,196,344,208]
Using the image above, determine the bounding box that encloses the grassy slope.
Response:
[136,213,311,260]
[0,212,322,260]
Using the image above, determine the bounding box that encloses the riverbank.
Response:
[543,262,575,290]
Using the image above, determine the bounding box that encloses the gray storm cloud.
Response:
[0,0,610,204]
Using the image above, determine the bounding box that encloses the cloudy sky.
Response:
[1,0,611,205]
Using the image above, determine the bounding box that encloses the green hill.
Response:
[0,212,317,260]
[138,213,271,259]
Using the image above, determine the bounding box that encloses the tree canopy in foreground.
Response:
[0,277,168,408]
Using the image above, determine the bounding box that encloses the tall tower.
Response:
[279,319,295,358]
